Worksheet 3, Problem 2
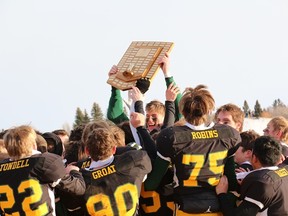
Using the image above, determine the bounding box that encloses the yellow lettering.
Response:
[96,170,103,178]
[207,130,213,137]
[110,165,116,172]
[92,165,116,179]
[275,168,288,177]
[200,131,206,138]
[102,168,107,176]
[92,172,98,179]
[0,159,30,172]
[82,160,91,168]
[191,130,219,139]
[191,132,197,139]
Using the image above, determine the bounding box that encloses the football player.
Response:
[0,125,85,215]
[144,85,241,215]
[216,136,288,215]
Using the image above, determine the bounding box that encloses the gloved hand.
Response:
[135,77,150,94]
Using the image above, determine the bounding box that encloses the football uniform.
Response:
[239,166,288,215]
[139,167,174,216]
[0,152,75,216]
[156,123,240,214]
[82,150,151,216]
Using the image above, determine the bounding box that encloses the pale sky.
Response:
[0,0,287,132]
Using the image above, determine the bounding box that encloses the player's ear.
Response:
[112,146,117,155]
[33,142,37,151]
[85,147,90,156]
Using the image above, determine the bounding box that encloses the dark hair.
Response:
[42,132,63,156]
[239,130,259,152]
[64,140,87,164]
[69,124,86,142]
[117,121,135,144]
[252,136,282,166]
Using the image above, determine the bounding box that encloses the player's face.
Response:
[146,112,164,132]
[263,122,279,139]
[234,146,250,165]
[216,111,241,132]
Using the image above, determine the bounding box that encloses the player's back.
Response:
[82,149,151,216]
[240,165,288,215]
[156,123,240,213]
[158,124,239,190]
[0,152,66,215]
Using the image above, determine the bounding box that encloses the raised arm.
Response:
[130,112,157,160]
[107,65,129,124]
[162,83,181,129]
[158,53,182,121]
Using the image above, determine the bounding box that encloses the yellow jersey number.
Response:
[0,179,48,216]
[182,150,228,186]
[140,186,174,214]
[86,183,139,216]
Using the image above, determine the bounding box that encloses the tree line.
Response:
[73,98,288,129]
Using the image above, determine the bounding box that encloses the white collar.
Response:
[184,122,215,130]
[236,166,278,180]
[253,166,279,172]
[87,155,114,170]
[9,149,42,161]
[32,149,41,155]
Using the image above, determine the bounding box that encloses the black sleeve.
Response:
[156,127,175,158]
[134,100,145,114]
[136,126,157,160]
[57,170,86,196]
[218,193,260,216]
[31,152,66,183]
[161,101,175,129]
[223,156,238,191]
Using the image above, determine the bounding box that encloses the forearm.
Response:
[107,87,129,124]
[136,126,157,160]
[144,156,170,190]
[165,77,182,121]
[134,100,145,114]
[162,101,175,129]
[218,194,260,216]
[224,156,238,191]
[57,170,86,195]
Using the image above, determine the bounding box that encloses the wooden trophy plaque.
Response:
[107,41,174,90]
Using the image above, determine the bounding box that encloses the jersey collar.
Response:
[88,155,114,170]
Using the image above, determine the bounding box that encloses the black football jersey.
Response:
[156,124,240,194]
[82,150,151,216]
[240,166,288,215]
[0,152,66,216]
[139,167,174,216]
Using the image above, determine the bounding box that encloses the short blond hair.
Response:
[4,125,37,160]
[269,116,288,143]
[145,100,165,116]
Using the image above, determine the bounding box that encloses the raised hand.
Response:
[158,52,170,76]
[108,65,118,77]
[166,83,181,101]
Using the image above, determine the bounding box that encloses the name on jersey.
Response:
[81,160,91,169]
[0,159,29,172]
[92,165,116,179]
[191,130,218,139]
[275,168,288,177]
